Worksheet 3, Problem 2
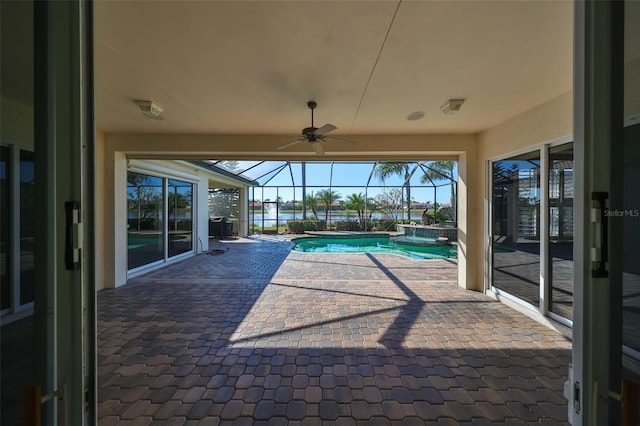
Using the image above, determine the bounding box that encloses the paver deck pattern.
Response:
[98,236,571,425]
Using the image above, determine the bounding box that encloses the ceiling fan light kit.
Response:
[440,98,465,115]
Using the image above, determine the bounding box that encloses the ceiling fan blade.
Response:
[312,142,325,156]
[314,123,337,136]
[276,138,306,150]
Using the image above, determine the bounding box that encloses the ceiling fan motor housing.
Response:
[302,126,318,139]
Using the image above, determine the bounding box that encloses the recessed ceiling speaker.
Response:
[406,111,425,121]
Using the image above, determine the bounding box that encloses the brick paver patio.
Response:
[98,236,571,425]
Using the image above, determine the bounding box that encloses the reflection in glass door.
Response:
[1,146,10,313]
[20,150,35,306]
[617,1,640,413]
[491,151,542,307]
[1,1,36,423]
[127,172,164,270]
[491,145,576,323]
[623,122,640,357]
[622,0,640,364]
[548,143,574,320]
[0,148,35,313]
[167,179,193,258]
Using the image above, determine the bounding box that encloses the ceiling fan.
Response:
[276,101,355,156]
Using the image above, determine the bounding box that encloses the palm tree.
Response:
[218,160,240,171]
[305,191,320,219]
[317,189,341,225]
[421,161,456,222]
[374,162,420,220]
[343,192,367,223]
[365,197,379,215]
[128,173,161,231]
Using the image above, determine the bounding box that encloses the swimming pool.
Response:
[291,235,457,260]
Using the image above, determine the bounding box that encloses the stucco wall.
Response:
[479,91,572,160]
[477,91,574,292]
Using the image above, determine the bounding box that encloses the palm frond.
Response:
[420,161,455,184]
[374,162,408,182]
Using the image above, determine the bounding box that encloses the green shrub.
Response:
[375,219,399,231]
[357,219,398,231]
[434,210,449,224]
[287,219,326,233]
[335,220,361,231]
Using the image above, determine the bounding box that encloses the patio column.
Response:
[238,186,249,237]
[457,149,480,292]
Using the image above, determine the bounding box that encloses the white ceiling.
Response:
[94,0,573,136]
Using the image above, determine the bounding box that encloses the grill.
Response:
[209,217,233,237]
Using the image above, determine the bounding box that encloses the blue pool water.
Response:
[292,236,457,260]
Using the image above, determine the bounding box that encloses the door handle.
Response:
[591,192,608,278]
[65,201,81,270]
[25,383,68,426]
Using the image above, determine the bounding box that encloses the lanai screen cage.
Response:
[207,160,457,235]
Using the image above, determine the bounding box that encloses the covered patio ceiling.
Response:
[94,1,573,139]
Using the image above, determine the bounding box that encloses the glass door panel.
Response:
[127,172,164,269]
[549,143,574,319]
[0,146,10,311]
[167,179,193,257]
[491,151,541,306]
[623,123,640,354]
[1,1,35,423]
[20,150,35,305]
[623,0,640,359]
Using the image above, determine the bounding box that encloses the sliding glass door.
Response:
[491,151,541,307]
[127,171,194,271]
[490,142,574,323]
